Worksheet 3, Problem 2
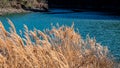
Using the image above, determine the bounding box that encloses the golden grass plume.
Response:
[0,19,114,68]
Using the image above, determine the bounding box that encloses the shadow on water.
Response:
[42,9,120,20]
[46,12,77,14]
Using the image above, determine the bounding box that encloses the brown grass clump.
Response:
[0,20,113,68]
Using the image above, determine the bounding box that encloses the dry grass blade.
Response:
[7,19,16,33]
[0,21,8,37]
[0,20,117,68]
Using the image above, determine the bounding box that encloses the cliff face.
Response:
[0,0,48,10]
[0,0,48,15]
[49,0,120,11]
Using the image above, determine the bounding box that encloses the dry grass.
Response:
[0,20,114,68]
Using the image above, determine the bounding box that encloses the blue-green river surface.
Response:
[0,9,120,62]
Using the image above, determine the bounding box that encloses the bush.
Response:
[0,19,113,68]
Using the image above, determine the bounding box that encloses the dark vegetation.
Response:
[49,0,120,15]
[49,0,120,10]
[0,0,120,14]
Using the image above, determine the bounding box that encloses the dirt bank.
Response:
[0,8,30,15]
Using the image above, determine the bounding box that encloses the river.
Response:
[0,9,120,61]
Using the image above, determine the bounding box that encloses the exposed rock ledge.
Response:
[0,8,29,16]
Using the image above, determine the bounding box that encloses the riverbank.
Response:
[0,8,30,16]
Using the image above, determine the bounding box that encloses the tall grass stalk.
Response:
[0,20,114,68]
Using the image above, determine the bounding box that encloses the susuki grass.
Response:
[0,19,114,68]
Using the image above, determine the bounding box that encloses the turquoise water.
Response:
[0,9,120,61]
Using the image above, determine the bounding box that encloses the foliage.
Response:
[0,20,115,68]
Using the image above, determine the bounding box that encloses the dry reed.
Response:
[0,19,114,68]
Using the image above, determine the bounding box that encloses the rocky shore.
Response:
[0,8,30,16]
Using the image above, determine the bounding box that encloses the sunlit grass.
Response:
[0,19,115,68]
